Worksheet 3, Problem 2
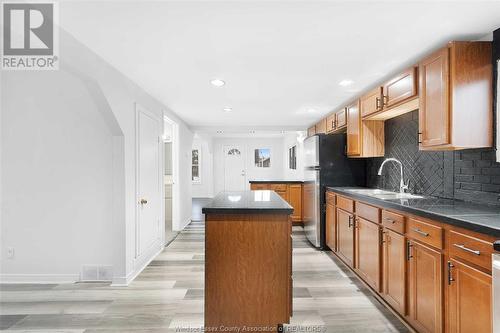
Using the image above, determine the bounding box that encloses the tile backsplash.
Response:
[366,111,500,205]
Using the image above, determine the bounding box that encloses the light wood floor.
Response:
[0,222,408,332]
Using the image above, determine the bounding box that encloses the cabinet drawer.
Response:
[251,184,268,190]
[448,230,493,271]
[269,184,287,191]
[326,192,336,205]
[337,196,354,213]
[407,218,443,249]
[356,201,380,223]
[381,210,405,234]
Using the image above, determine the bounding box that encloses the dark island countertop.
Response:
[249,180,304,184]
[202,190,293,215]
[328,187,500,238]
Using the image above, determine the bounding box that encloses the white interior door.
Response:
[223,145,246,191]
[137,106,161,257]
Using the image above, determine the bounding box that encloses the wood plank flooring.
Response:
[0,222,408,332]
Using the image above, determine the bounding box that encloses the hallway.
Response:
[1,222,407,332]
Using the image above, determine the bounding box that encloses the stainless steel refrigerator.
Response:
[303,134,365,249]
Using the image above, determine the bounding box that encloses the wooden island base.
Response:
[202,191,293,332]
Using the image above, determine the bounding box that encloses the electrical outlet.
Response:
[7,247,14,259]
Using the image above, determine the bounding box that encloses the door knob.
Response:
[140,198,148,205]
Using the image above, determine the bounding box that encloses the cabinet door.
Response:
[288,184,302,222]
[383,67,417,108]
[408,240,443,333]
[315,119,327,134]
[447,258,492,333]
[335,108,347,129]
[337,208,355,267]
[346,100,361,156]
[326,202,336,251]
[419,47,450,147]
[360,87,383,118]
[275,190,288,202]
[326,114,336,133]
[307,126,316,137]
[382,229,406,315]
[355,217,381,291]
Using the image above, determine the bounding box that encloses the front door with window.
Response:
[223,146,246,191]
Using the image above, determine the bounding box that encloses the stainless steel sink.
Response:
[344,188,425,200]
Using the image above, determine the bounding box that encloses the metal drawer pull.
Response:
[384,218,396,224]
[453,243,481,256]
[412,228,429,237]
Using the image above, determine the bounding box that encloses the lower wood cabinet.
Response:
[382,228,406,315]
[325,201,336,251]
[408,240,443,333]
[447,258,492,333]
[337,208,355,267]
[355,217,381,291]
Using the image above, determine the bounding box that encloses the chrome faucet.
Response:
[377,158,409,194]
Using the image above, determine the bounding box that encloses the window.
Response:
[192,148,201,183]
[227,148,241,156]
[289,145,297,170]
[254,148,271,168]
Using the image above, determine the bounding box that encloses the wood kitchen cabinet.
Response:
[383,67,418,109]
[325,198,336,252]
[336,208,355,267]
[326,108,347,134]
[360,87,383,118]
[250,182,302,223]
[347,100,384,158]
[382,229,406,315]
[408,240,443,333]
[307,126,316,137]
[315,119,327,134]
[418,41,492,150]
[288,184,303,223]
[447,258,492,333]
[355,217,381,291]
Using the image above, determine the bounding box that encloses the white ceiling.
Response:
[59,1,500,131]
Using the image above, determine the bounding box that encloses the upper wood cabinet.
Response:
[347,100,385,158]
[307,125,316,137]
[419,41,492,150]
[360,87,383,118]
[335,108,347,129]
[326,113,336,133]
[447,258,492,333]
[383,67,418,108]
[346,101,362,156]
[315,118,327,134]
[408,240,443,333]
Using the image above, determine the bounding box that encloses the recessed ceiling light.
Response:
[210,79,225,87]
[223,107,232,112]
[339,79,354,87]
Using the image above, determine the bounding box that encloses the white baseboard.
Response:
[111,242,164,287]
[0,273,80,284]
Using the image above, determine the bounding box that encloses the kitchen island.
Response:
[202,190,293,332]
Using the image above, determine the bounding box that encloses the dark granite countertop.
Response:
[202,190,293,215]
[249,180,304,184]
[327,187,500,238]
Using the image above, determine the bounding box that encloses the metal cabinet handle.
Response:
[406,241,413,261]
[447,261,455,285]
[384,217,396,224]
[412,228,429,237]
[383,95,388,106]
[376,97,381,110]
[140,198,148,205]
[453,243,481,256]
[348,215,353,228]
[417,132,423,144]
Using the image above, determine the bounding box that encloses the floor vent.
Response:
[81,265,113,281]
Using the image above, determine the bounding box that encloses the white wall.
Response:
[0,30,193,284]
[192,135,214,198]
[213,137,285,194]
